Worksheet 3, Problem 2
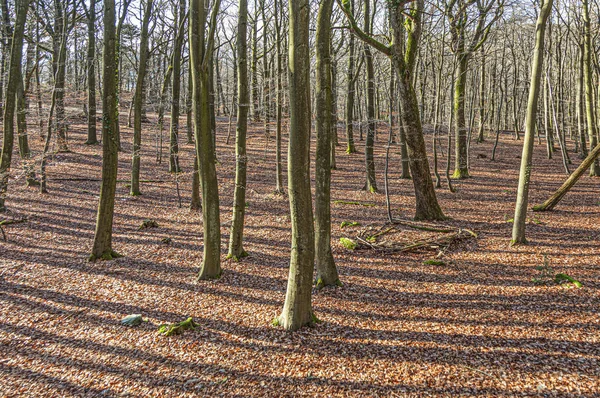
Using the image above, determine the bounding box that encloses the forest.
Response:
[0,0,599,396]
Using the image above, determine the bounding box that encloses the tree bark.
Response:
[0,0,29,212]
[190,0,222,280]
[130,0,154,197]
[90,0,121,261]
[227,0,249,261]
[276,0,316,331]
[315,0,340,289]
[511,0,552,245]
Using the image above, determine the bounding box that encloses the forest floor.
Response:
[1,111,599,397]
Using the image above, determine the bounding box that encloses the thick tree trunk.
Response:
[0,0,29,212]
[190,0,222,280]
[276,0,316,331]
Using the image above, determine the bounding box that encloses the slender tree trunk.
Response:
[90,0,121,261]
[274,0,284,194]
[85,0,98,145]
[130,0,154,197]
[315,0,339,289]
[363,0,377,193]
[583,0,600,176]
[511,0,552,245]
[169,0,186,173]
[345,3,356,154]
[227,0,249,261]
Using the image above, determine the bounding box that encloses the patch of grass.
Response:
[423,259,445,266]
[340,221,361,229]
[340,237,357,250]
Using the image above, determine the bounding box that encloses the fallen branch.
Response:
[349,222,477,254]
[533,141,600,211]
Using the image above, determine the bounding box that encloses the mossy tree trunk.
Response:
[190,0,222,280]
[0,0,29,212]
[453,51,470,179]
[90,0,121,261]
[315,0,340,289]
[511,0,552,245]
[130,0,154,197]
[227,0,249,261]
[276,0,316,331]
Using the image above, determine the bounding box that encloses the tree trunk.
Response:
[190,0,222,280]
[363,0,377,193]
[315,0,340,289]
[274,0,284,194]
[85,0,98,145]
[0,0,29,212]
[583,0,600,176]
[276,0,316,331]
[169,0,186,173]
[511,0,552,245]
[130,0,154,197]
[227,0,249,261]
[90,0,121,261]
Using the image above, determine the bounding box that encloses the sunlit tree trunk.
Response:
[276,0,316,331]
[315,0,340,288]
[511,0,552,245]
[190,0,222,280]
[130,0,154,196]
[90,0,121,261]
[0,0,29,212]
[228,0,249,261]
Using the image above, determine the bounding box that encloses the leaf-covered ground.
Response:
[1,114,599,397]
